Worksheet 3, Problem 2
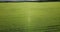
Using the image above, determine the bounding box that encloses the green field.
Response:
[0,2,60,32]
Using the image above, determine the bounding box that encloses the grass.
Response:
[0,2,60,32]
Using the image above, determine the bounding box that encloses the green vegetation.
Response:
[0,2,60,32]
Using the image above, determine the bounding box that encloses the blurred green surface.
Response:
[0,2,60,32]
